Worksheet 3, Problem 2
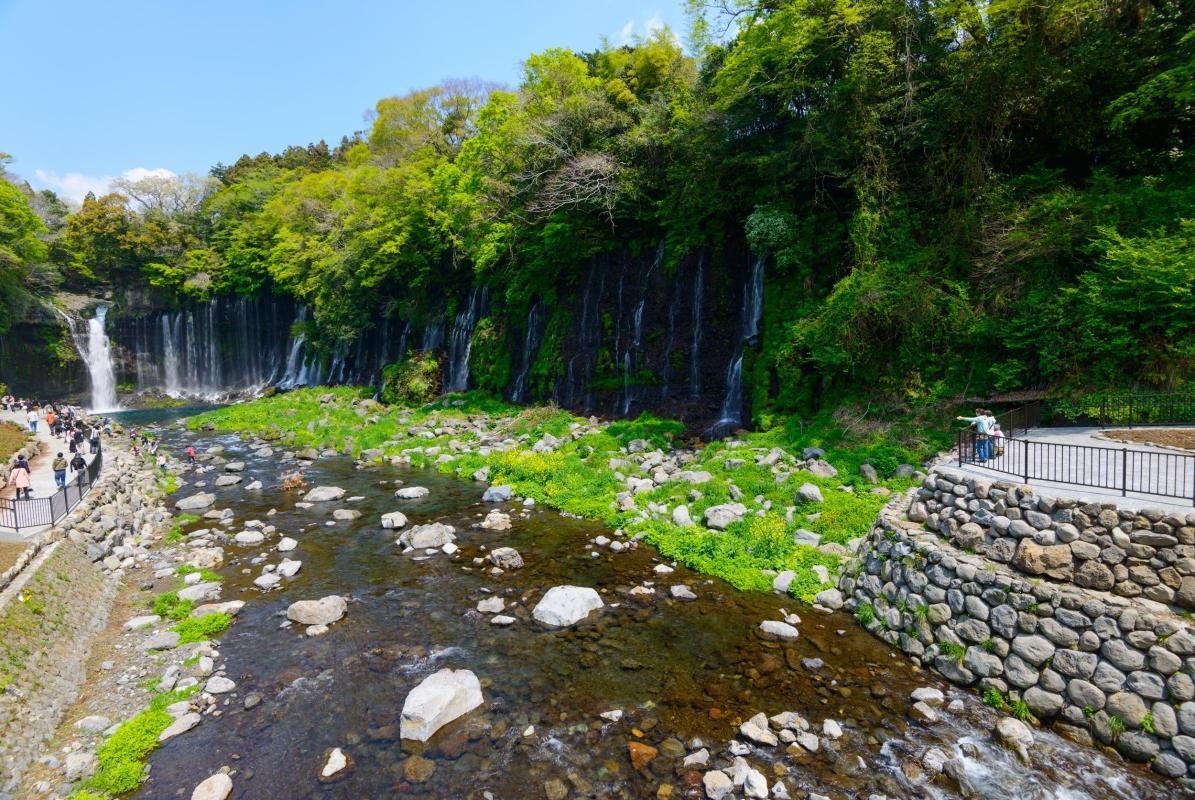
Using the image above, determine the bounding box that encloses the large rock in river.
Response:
[381,511,409,529]
[287,595,347,626]
[398,523,456,550]
[176,492,216,511]
[303,486,346,502]
[400,668,484,742]
[532,586,604,627]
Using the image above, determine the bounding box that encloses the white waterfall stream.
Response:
[708,254,765,437]
[59,305,121,412]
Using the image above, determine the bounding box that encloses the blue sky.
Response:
[0,0,685,203]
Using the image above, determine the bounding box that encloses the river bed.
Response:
[129,421,1178,799]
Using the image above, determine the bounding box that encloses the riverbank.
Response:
[188,388,931,601]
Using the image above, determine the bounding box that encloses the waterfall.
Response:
[445,287,484,393]
[621,242,662,416]
[161,315,181,396]
[689,253,704,398]
[511,302,543,404]
[708,254,765,438]
[76,305,119,412]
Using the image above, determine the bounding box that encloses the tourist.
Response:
[45,408,56,433]
[26,406,38,432]
[156,453,167,472]
[991,423,1006,457]
[51,452,68,488]
[70,452,86,477]
[9,458,31,500]
[186,445,196,465]
[956,407,993,462]
[89,427,100,454]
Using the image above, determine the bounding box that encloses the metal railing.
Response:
[994,400,1041,437]
[958,429,1195,505]
[0,446,103,532]
[1041,392,1195,428]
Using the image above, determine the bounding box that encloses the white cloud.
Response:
[618,19,636,44]
[31,166,177,206]
[617,14,668,45]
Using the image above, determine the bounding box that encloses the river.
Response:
[126,417,1178,799]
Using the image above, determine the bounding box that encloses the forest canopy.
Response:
[2,0,1192,416]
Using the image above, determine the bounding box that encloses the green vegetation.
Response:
[380,353,442,405]
[1142,711,1155,735]
[4,2,1194,408]
[854,603,876,626]
[150,591,194,621]
[982,688,1007,711]
[940,642,966,664]
[1012,699,1033,723]
[172,611,231,644]
[191,387,927,599]
[74,686,198,797]
[1108,714,1126,739]
[0,420,28,462]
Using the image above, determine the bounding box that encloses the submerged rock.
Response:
[532,585,604,627]
[400,668,484,742]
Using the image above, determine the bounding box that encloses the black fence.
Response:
[958,429,1195,505]
[0,447,103,532]
[1036,392,1195,429]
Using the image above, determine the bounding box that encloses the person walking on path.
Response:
[957,408,995,463]
[9,458,31,500]
[69,452,86,479]
[51,452,68,488]
[26,407,38,433]
[89,427,100,454]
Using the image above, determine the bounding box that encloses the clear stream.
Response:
[127,419,1178,799]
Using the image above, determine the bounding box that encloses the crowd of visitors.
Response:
[3,396,107,501]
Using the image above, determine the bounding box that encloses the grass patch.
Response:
[151,591,194,621]
[188,387,925,602]
[855,602,876,625]
[940,642,966,663]
[77,687,198,797]
[1011,699,1033,722]
[172,611,231,644]
[175,564,222,583]
[0,420,28,462]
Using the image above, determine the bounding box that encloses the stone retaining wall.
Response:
[0,541,114,797]
[0,439,169,798]
[839,474,1195,784]
[914,467,1195,608]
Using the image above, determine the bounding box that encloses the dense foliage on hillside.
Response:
[2,0,1192,418]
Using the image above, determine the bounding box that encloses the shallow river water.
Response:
[129,421,1178,799]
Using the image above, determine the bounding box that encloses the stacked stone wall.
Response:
[839,470,1195,783]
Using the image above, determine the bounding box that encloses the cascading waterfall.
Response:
[511,302,543,404]
[78,305,120,412]
[708,254,764,437]
[161,315,181,395]
[445,287,485,393]
[689,253,704,398]
[622,241,663,415]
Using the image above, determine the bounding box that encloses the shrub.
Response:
[82,687,197,795]
[982,688,1007,710]
[855,603,876,625]
[380,352,441,405]
[1012,699,1033,722]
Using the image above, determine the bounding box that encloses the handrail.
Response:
[957,429,1194,506]
[0,443,104,532]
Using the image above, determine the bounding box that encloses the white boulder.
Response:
[532,586,604,627]
[400,668,484,742]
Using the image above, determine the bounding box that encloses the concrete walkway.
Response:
[953,425,1195,514]
[0,410,98,540]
